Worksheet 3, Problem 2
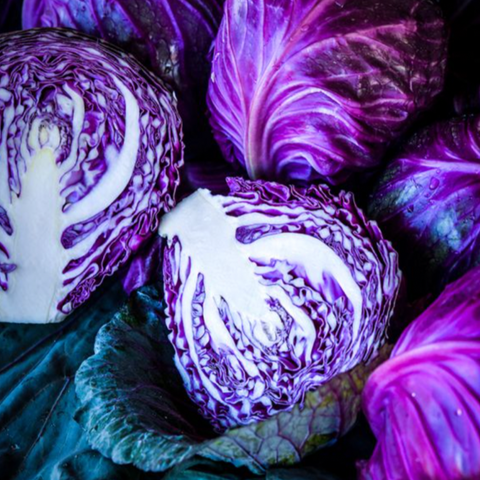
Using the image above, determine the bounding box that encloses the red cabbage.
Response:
[360,266,480,480]
[160,178,400,431]
[0,28,183,323]
[207,0,447,185]
[368,115,480,298]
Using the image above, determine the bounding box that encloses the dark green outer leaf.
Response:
[0,281,152,480]
[75,287,215,473]
[75,285,389,475]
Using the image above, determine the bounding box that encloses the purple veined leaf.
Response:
[360,266,480,480]
[159,177,401,431]
[368,114,480,299]
[22,0,225,134]
[207,0,447,186]
[119,235,164,296]
[0,28,183,324]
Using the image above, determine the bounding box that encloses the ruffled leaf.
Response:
[0,280,146,479]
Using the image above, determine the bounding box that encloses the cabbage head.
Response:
[207,0,447,185]
[159,178,401,431]
[360,266,480,480]
[368,115,480,298]
[0,28,183,323]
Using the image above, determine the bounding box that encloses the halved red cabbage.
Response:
[22,0,225,132]
[360,266,480,480]
[368,115,480,298]
[0,28,183,323]
[207,0,447,185]
[160,178,401,431]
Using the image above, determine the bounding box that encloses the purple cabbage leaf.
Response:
[0,28,183,323]
[368,115,480,298]
[22,0,225,134]
[207,0,447,185]
[359,265,480,480]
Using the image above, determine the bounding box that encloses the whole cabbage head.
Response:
[207,0,447,185]
[359,266,480,480]
[368,115,480,298]
[159,178,401,431]
[22,0,225,133]
[0,28,183,323]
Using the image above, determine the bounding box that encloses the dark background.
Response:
[0,0,22,33]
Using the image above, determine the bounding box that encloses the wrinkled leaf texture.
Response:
[0,280,142,479]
